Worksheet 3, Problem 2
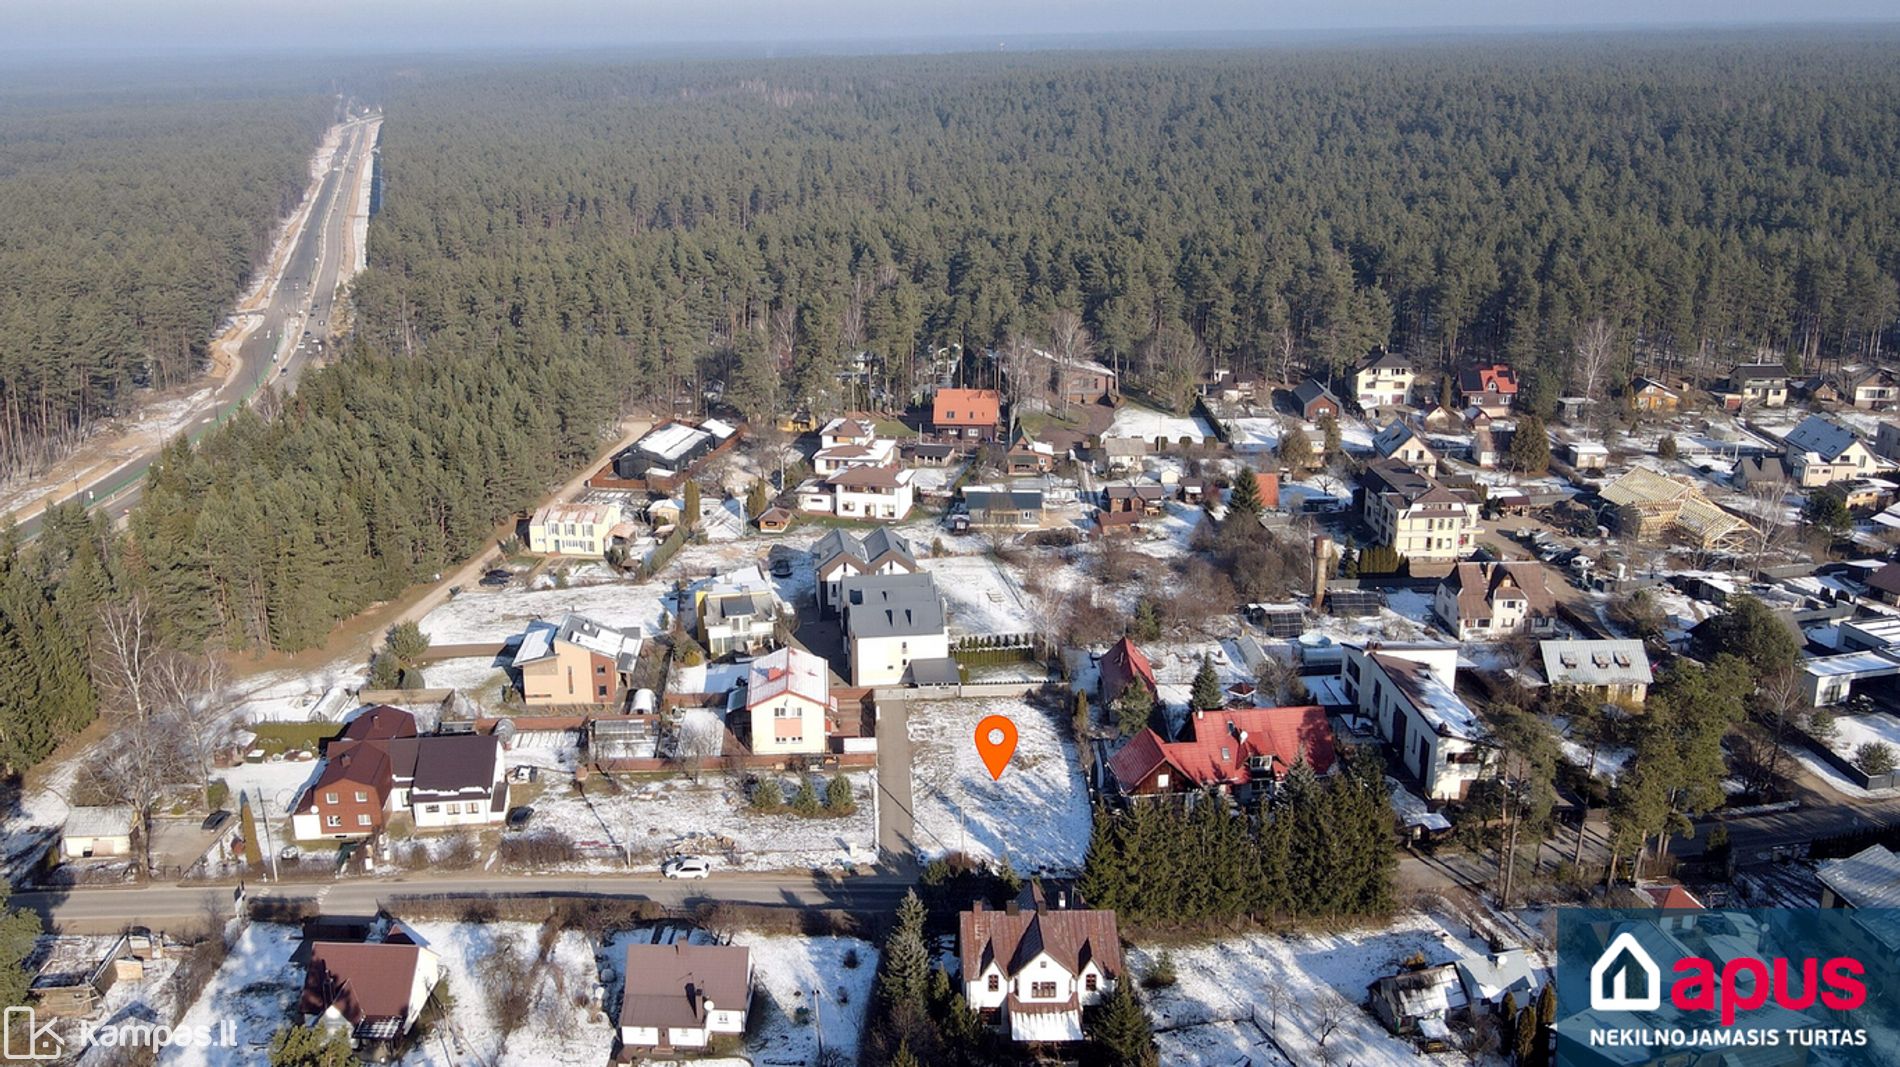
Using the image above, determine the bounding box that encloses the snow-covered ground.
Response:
[1136,912,1532,1067]
[525,770,876,871]
[159,924,301,1067]
[1106,403,1214,445]
[907,697,1091,872]
[1824,711,1900,761]
[921,554,1040,636]
[744,934,880,1065]
[403,921,612,1066]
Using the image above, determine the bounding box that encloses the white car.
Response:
[662,856,711,879]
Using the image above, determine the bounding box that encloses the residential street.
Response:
[17,869,918,933]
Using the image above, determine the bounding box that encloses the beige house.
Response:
[510,613,642,707]
[1353,348,1415,412]
[1360,460,1480,574]
[739,647,834,756]
[1541,639,1653,707]
[1372,420,1438,476]
[1729,363,1789,408]
[1783,415,1880,487]
[527,501,624,556]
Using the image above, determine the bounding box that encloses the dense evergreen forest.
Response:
[6,31,1900,770]
[0,87,332,475]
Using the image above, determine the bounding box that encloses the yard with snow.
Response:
[519,769,877,872]
[159,924,301,1067]
[1134,911,1530,1067]
[1106,403,1214,445]
[907,696,1091,872]
[743,933,880,1065]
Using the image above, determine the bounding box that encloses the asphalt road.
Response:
[17,870,918,933]
[11,113,381,541]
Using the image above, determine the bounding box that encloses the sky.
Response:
[4,0,1896,55]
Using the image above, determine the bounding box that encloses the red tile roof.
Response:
[339,705,418,744]
[933,388,1002,428]
[1255,472,1281,509]
[1110,706,1337,794]
[959,906,1123,985]
[1459,363,1519,396]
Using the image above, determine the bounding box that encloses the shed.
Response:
[61,806,134,860]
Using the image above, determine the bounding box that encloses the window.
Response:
[597,664,607,674]
[987,975,1000,992]
[354,791,368,803]
[1031,981,1058,999]
[324,791,338,805]
[597,685,608,697]
[325,815,341,828]
[1085,975,1098,993]
[425,805,440,814]
[357,814,371,827]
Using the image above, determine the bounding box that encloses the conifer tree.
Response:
[1093,982,1159,1067]
[1227,466,1264,520]
[878,890,932,1013]
[1190,654,1224,711]
[682,480,702,529]
[1115,685,1155,738]
[747,479,769,519]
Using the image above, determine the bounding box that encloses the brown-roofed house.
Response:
[1098,637,1158,708]
[1431,561,1557,640]
[932,388,1003,442]
[301,940,442,1056]
[337,705,419,745]
[291,733,507,841]
[960,889,1124,1043]
[618,943,753,1052]
[1869,562,1900,606]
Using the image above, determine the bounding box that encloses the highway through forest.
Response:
[6,111,382,542]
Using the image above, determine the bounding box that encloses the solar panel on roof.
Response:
[1326,590,1384,617]
[1259,610,1305,638]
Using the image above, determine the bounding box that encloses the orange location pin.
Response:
[975,714,1018,780]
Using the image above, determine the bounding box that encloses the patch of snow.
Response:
[907,697,1091,872]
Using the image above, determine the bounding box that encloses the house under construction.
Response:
[1598,466,1753,552]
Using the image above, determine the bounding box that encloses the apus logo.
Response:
[1591,931,1663,1011]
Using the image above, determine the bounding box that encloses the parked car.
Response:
[662,856,711,879]
[505,806,535,831]
[770,556,794,578]
[479,570,512,588]
[201,810,233,833]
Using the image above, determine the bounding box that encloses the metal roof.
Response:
[840,573,946,639]
[1539,640,1653,688]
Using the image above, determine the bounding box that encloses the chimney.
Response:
[1057,890,1068,909]
[1005,899,1021,916]
[971,899,985,913]
[1312,535,1335,605]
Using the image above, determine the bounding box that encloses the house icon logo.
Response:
[1591,930,1662,1011]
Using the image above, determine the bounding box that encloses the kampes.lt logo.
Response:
[3,1006,64,1060]
[1591,931,1662,1011]
[1588,927,1868,1026]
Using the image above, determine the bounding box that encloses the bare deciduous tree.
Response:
[95,596,160,724]
[1574,317,1617,403]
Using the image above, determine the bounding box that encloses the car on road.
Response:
[505,806,535,831]
[662,856,711,879]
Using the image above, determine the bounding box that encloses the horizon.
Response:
[2,1,1898,60]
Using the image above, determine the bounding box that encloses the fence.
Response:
[1793,724,1900,791]
[357,687,455,705]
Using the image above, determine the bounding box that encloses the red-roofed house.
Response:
[337,705,418,744]
[960,887,1123,1044]
[300,940,443,1056]
[932,388,1003,442]
[1097,637,1158,708]
[1107,705,1337,801]
[1459,363,1519,416]
[738,646,836,756]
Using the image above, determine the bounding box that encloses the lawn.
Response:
[246,721,341,756]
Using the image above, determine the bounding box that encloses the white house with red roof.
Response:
[1458,363,1519,416]
[738,646,836,756]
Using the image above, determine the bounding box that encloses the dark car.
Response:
[479,569,512,587]
[201,810,233,833]
[770,556,794,578]
[505,806,535,831]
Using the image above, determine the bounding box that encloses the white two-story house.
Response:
[1432,561,1558,640]
[839,572,950,687]
[1342,643,1491,801]
[797,463,916,521]
[959,888,1124,1044]
[737,646,834,756]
